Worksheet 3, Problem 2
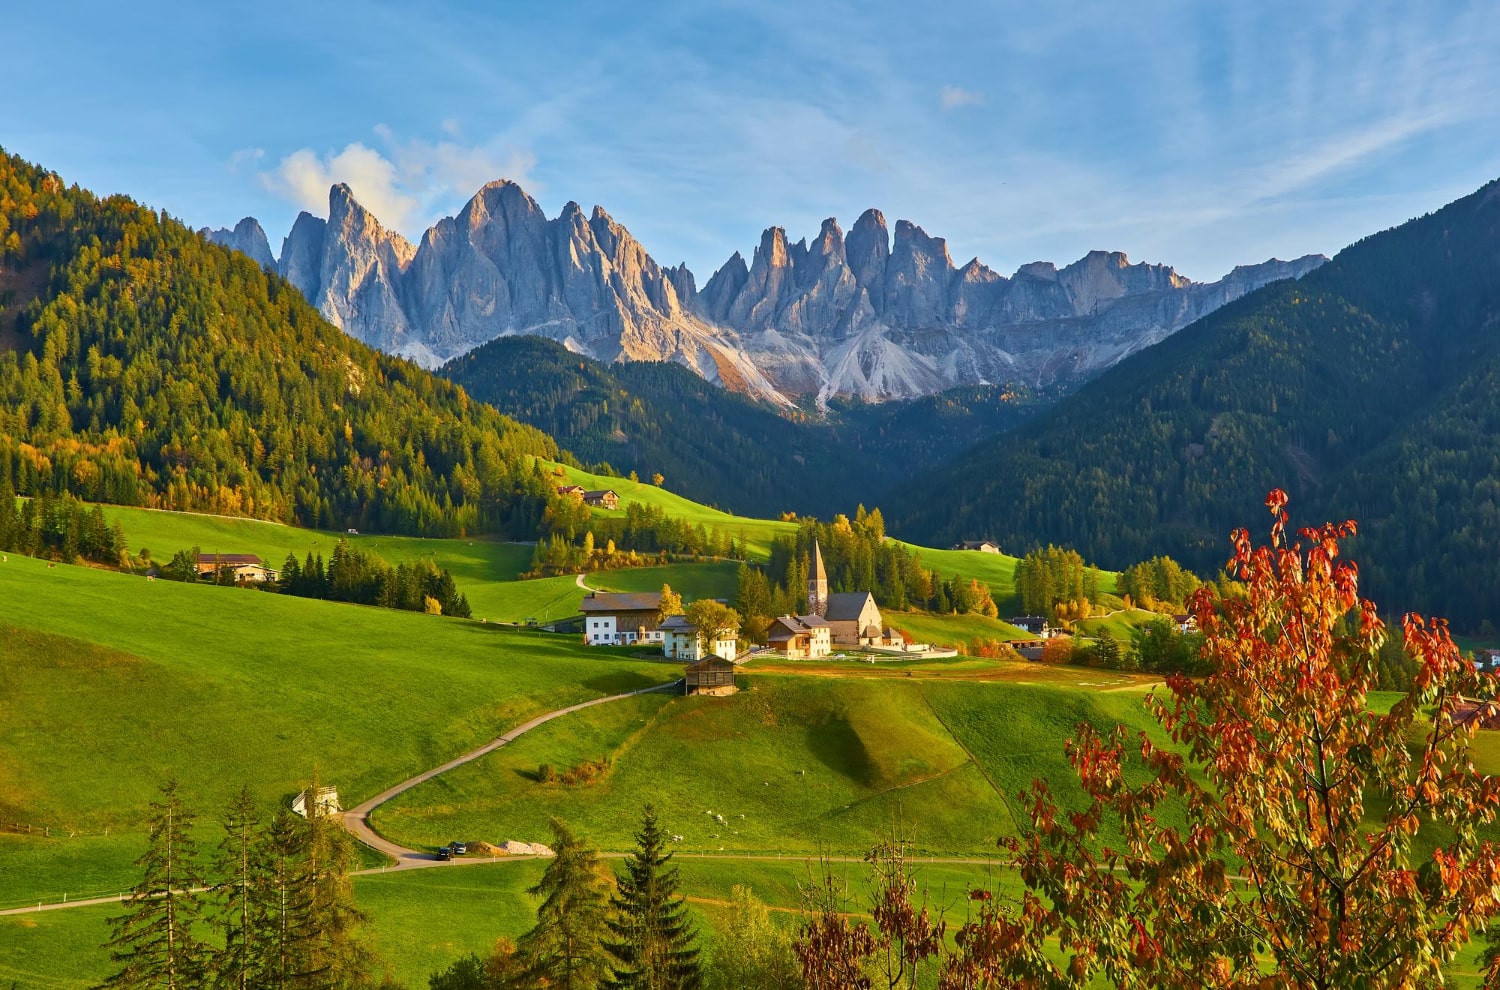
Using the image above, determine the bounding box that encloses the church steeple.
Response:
[808,539,828,617]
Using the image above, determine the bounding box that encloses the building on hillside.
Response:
[580,591,665,646]
[290,786,340,818]
[952,540,1001,553]
[583,489,620,509]
[824,591,887,646]
[1008,615,1054,638]
[556,484,585,500]
[660,613,738,662]
[768,614,832,659]
[195,553,279,583]
[1172,613,1199,634]
[684,655,740,697]
[808,539,829,618]
[1475,649,1500,673]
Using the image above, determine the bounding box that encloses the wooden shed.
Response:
[684,655,738,697]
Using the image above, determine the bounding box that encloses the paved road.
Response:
[340,680,679,869]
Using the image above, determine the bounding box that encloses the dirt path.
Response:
[341,680,680,869]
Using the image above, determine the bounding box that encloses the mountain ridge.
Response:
[217,182,1324,405]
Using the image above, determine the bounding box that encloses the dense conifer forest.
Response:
[443,335,1043,519]
[0,149,560,538]
[888,177,1500,629]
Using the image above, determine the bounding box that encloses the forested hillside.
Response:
[0,149,560,537]
[443,335,1042,518]
[888,177,1500,629]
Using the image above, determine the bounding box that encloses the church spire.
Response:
[808,539,828,617]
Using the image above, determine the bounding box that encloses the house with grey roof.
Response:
[579,591,665,646]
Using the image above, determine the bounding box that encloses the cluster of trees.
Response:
[0,148,561,539]
[524,530,710,579]
[1118,554,1202,611]
[429,807,710,990]
[1012,545,1103,617]
[0,485,128,566]
[278,540,471,617]
[98,780,382,990]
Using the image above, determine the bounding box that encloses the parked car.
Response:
[449,841,467,855]
[435,846,451,861]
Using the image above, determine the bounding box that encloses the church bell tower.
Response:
[808,539,828,617]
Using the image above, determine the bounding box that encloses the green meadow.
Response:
[374,675,1172,858]
[0,553,676,904]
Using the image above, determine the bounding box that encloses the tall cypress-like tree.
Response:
[300,782,374,987]
[100,779,208,990]
[521,818,613,990]
[606,805,701,990]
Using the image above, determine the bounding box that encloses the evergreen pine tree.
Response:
[605,805,701,990]
[521,818,613,990]
[100,779,209,990]
[210,786,261,990]
[300,783,374,986]
[252,807,318,989]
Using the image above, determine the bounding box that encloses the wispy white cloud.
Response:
[257,127,536,233]
[939,85,984,110]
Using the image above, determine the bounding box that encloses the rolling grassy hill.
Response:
[373,675,1171,858]
[0,553,677,905]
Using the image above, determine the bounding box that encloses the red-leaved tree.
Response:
[936,491,1500,989]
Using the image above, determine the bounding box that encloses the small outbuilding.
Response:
[684,655,739,697]
[952,540,1002,553]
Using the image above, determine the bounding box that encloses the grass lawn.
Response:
[1073,608,1168,643]
[590,561,740,602]
[96,503,537,620]
[373,674,1182,860]
[0,553,678,905]
[886,610,1032,647]
[552,463,798,561]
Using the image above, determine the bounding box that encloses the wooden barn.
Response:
[684,655,739,697]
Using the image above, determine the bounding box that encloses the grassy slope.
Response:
[374,675,1181,858]
[0,554,677,903]
[887,611,1033,646]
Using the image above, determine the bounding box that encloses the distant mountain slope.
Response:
[0,149,559,536]
[225,182,1322,404]
[886,177,1500,628]
[442,335,1042,519]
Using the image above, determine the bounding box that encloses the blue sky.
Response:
[4,1,1499,282]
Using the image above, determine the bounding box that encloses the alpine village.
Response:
[4,6,1500,990]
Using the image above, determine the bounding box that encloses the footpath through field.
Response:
[341,679,678,869]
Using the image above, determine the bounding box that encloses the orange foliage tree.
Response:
[933,491,1500,988]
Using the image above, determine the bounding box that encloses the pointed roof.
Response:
[811,539,827,585]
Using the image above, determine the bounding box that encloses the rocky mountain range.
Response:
[206,183,1325,405]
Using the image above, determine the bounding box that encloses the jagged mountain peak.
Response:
[223,178,1324,405]
[200,216,276,272]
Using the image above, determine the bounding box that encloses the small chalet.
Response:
[661,614,738,662]
[555,484,586,500]
[768,614,832,659]
[825,591,887,647]
[684,655,739,697]
[583,489,620,509]
[196,553,279,583]
[1008,615,1053,638]
[1475,649,1500,674]
[1172,613,1199,634]
[952,540,1001,554]
[580,591,665,646]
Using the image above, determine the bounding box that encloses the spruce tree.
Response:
[100,779,208,990]
[521,818,613,990]
[300,784,374,987]
[210,786,261,990]
[253,807,318,989]
[605,805,700,990]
